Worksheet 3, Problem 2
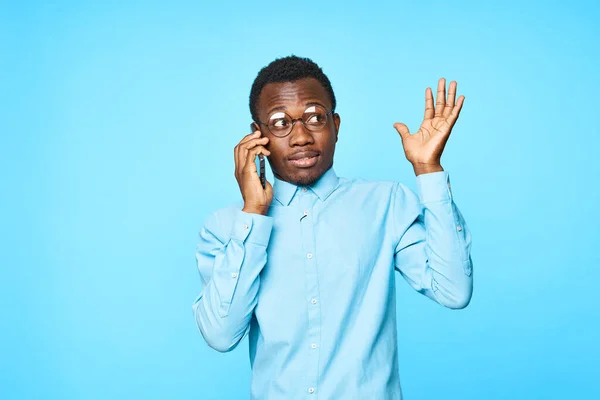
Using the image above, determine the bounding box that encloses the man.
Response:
[192,55,473,399]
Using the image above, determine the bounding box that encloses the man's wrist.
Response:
[412,163,444,176]
[242,206,269,216]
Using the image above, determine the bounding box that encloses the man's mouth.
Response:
[289,155,319,168]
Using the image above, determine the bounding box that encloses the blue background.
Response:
[2,1,599,399]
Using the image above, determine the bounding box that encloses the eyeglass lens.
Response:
[267,105,328,136]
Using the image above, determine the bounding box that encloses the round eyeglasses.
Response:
[256,104,334,138]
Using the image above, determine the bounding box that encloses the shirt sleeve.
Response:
[192,208,274,352]
[392,171,473,309]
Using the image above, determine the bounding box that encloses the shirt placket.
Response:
[299,186,321,397]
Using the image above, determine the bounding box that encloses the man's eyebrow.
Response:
[266,101,327,117]
[266,105,287,116]
[305,101,326,109]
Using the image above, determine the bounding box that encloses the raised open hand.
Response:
[393,78,465,175]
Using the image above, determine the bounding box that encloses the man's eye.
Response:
[272,119,288,128]
[306,114,324,124]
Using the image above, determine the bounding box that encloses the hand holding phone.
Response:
[234,124,272,215]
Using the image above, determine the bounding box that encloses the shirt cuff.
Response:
[416,170,453,203]
[230,209,274,246]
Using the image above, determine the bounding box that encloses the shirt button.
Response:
[311,298,317,304]
[457,225,462,231]
[243,224,248,230]
[231,272,238,278]
[311,343,317,349]
[303,210,309,216]
[302,187,307,192]
[307,253,313,259]
[308,388,315,394]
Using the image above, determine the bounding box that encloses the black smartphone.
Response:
[250,123,266,189]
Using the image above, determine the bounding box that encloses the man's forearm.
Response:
[416,171,473,308]
[193,210,273,352]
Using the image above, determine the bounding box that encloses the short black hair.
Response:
[249,55,336,123]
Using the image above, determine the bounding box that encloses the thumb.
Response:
[393,122,411,141]
[265,180,274,199]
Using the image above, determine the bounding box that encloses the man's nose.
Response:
[289,119,313,142]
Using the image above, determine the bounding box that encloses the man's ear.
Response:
[250,122,259,133]
[333,113,341,142]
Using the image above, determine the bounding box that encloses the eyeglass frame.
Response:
[254,105,336,138]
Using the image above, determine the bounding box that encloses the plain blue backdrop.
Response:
[2,1,599,399]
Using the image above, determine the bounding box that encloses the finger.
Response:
[237,137,269,173]
[443,81,457,118]
[238,137,269,169]
[424,88,434,120]
[447,95,465,127]
[241,130,262,143]
[239,138,270,172]
[243,145,271,174]
[393,122,411,141]
[265,179,273,197]
[434,77,446,118]
[238,131,262,151]
[235,131,261,174]
[239,136,269,153]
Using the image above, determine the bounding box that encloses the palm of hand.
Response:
[394,78,465,166]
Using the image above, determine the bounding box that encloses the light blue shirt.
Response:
[193,166,473,399]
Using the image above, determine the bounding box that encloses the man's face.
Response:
[254,77,341,187]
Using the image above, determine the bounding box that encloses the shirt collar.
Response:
[273,166,340,206]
